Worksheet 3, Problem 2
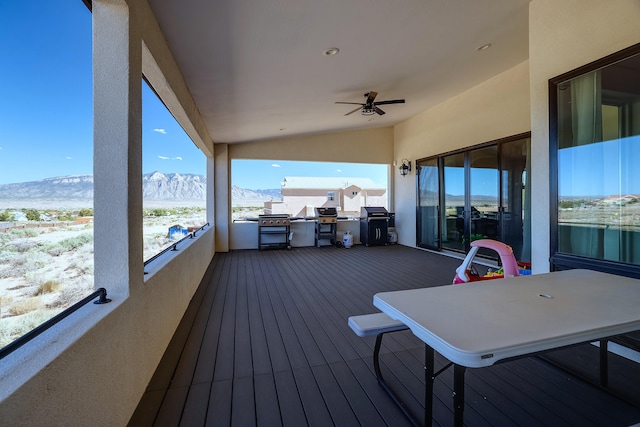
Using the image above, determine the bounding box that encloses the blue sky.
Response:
[559,136,640,197]
[0,1,205,185]
[232,160,388,190]
[0,0,387,190]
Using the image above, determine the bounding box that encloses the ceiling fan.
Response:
[335,91,405,116]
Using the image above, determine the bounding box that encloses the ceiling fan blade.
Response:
[335,102,365,105]
[374,106,386,115]
[374,99,405,106]
[365,91,378,104]
[345,106,363,116]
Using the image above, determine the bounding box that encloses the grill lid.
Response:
[315,207,338,217]
[361,206,388,217]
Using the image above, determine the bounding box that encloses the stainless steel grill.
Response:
[258,214,291,250]
[314,207,338,247]
[259,214,291,227]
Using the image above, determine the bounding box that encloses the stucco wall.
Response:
[528,0,640,272]
[229,126,394,164]
[393,60,531,248]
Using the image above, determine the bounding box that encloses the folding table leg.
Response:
[424,345,435,427]
[599,339,609,387]
[373,333,420,427]
[453,364,466,427]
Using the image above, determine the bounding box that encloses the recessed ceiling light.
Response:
[323,47,340,56]
[477,43,492,52]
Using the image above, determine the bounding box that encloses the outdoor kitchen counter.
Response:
[230,218,361,250]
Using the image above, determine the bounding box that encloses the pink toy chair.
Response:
[453,239,520,284]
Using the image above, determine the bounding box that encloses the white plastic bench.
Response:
[348,312,408,337]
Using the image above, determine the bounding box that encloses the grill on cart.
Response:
[258,214,292,250]
[314,207,337,247]
[360,207,389,246]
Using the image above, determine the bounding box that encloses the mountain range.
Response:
[0,172,281,204]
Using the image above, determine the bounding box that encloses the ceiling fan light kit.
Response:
[335,91,405,117]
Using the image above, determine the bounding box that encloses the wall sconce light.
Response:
[399,159,411,176]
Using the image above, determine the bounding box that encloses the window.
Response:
[231,160,388,220]
[0,1,93,348]
[550,44,640,275]
[141,80,206,261]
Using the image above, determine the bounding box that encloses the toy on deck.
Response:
[452,239,521,284]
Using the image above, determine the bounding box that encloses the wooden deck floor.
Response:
[129,245,640,426]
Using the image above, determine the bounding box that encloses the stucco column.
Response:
[214,143,230,252]
[93,0,144,296]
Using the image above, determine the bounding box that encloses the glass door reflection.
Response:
[417,158,440,249]
[469,146,499,257]
[442,153,466,252]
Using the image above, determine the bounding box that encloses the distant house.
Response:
[40,212,54,222]
[10,211,27,222]
[76,216,94,224]
[265,176,387,217]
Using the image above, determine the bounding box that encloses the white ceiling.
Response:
[147,0,531,144]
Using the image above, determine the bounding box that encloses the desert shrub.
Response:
[46,246,64,257]
[0,251,27,267]
[67,259,94,276]
[8,251,51,285]
[78,208,93,217]
[12,239,37,253]
[0,308,61,348]
[0,254,32,279]
[10,229,38,238]
[0,295,14,316]
[35,280,61,295]
[0,233,11,245]
[149,208,169,217]
[8,296,42,316]
[143,232,171,261]
[0,241,18,257]
[46,233,93,256]
[50,279,93,309]
[0,266,12,279]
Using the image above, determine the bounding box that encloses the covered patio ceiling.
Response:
[147,0,531,144]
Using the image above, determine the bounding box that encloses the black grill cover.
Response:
[360,207,388,217]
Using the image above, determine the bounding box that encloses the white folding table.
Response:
[373,269,640,426]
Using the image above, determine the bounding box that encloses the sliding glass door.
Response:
[441,153,466,252]
[469,145,499,256]
[416,135,531,263]
[416,158,439,250]
[500,138,531,262]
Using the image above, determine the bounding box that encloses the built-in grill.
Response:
[314,207,338,247]
[360,206,389,246]
[258,214,292,250]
